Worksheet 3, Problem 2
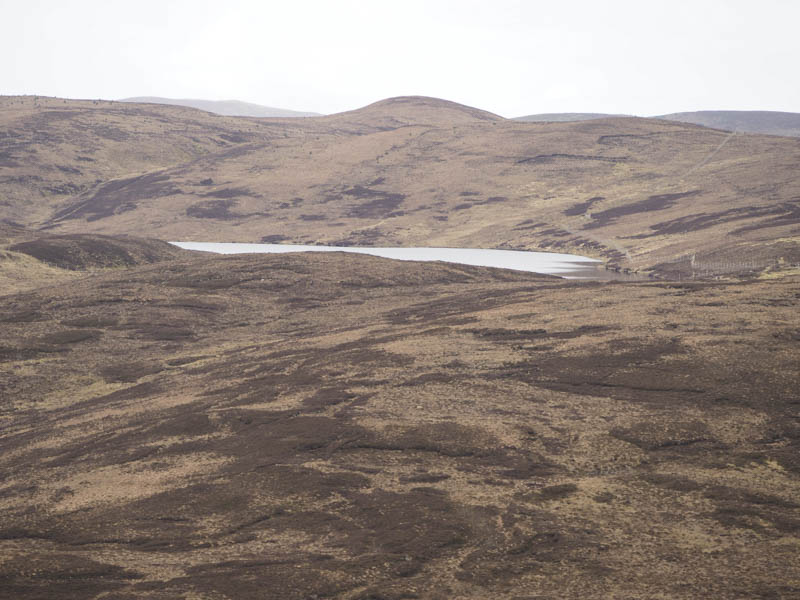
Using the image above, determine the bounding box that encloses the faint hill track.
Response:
[682,131,739,177]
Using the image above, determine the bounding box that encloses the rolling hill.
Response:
[2,94,800,598]
[656,110,800,137]
[1,248,798,599]
[2,94,798,277]
[514,112,629,122]
[120,96,321,118]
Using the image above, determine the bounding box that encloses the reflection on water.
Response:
[553,264,647,281]
[170,242,640,280]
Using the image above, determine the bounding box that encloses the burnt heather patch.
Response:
[583,190,702,229]
[49,172,181,223]
[337,185,407,218]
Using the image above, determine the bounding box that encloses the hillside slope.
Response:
[120,97,321,118]
[0,227,192,293]
[657,110,800,137]
[0,96,307,226]
[3,96,799,276]
[1,251,798,598]
[8,234,188,271]
[514,112,629,122]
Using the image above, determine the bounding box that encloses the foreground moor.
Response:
[0,95,798,599]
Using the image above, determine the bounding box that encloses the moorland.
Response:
[2,95,799,276]
[0,95,798,599]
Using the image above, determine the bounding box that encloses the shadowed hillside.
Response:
[2,95,800,277]
[1,250,798,598]
[8,234,188,270]
[0,220,31,245]
[0,229,193,293]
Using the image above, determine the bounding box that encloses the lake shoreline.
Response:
[169,241,644,280]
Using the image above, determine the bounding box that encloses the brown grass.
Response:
[2,95,798,276]
[0,250,798,598]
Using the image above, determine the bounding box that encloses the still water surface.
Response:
[170,242,611,278]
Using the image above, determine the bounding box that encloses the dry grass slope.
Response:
[3,95,798,277]
[1,94,799,597]
[0,251,798,598]
[657,110,800,138]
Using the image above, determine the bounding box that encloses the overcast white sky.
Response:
[2,0,799,117]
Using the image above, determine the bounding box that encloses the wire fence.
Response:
[658,254,799,279]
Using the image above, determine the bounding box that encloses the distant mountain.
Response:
[513,113,630,122]
[655,111,800,137]
[120,96,321,118]
[330,96,504,126]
